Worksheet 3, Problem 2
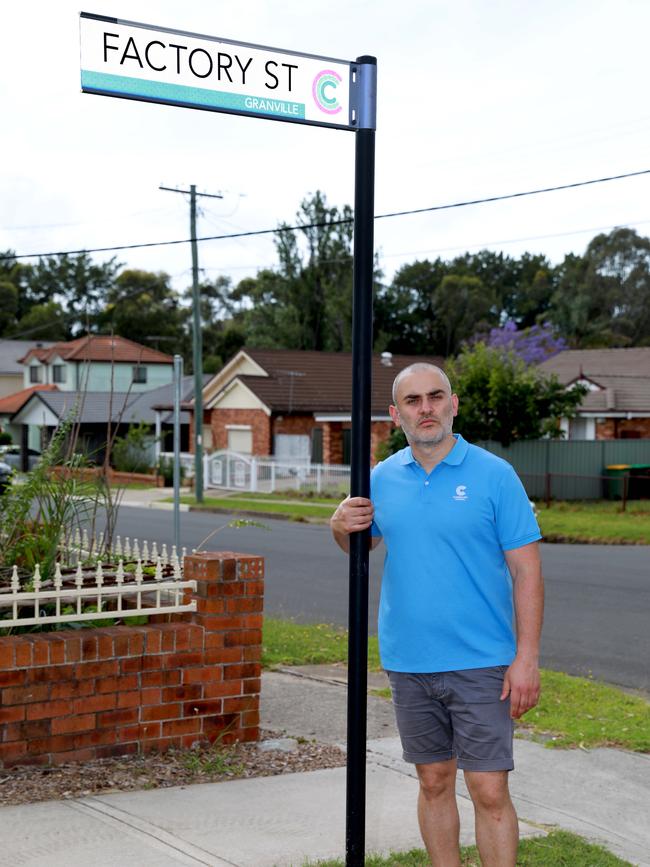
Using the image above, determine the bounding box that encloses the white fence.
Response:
[1,536,194,629]
[205,450,351,494]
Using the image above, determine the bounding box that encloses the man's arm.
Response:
[501,541,544,719]
[330,496,382,553]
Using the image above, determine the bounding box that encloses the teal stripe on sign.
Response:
[81,70,305,119]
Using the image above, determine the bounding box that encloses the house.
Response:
[0,340,55,399]
[0,385,59,450]
[18,335,173,393]
[0,335,175,458]
[539,347,650,440]
[194,348,444,465]
[8,377,197,465]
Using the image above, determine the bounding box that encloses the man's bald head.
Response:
[391,363,452,405]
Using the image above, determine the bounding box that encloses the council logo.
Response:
[312,69,342,115]
[453,485,468,501]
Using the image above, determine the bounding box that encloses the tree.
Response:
[97,269,187,354]
[0,281,18,334]
[13,301,68,341]
[549,228,650,347]
[453,250,555,327]
[232,191,357,351]
[0,250,34,337]
[435,274,495,357]
[24,253,121,336]
[374,261,496,356]
[445,343,586,446]
[374,258,447,354]
[482,320,567,364]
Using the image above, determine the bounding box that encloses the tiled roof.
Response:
[0,384,59,415]
[539,347,650,381]
[539,348,650,413]
[236,349,445,414]
[18,335,173,365]
[13,380,199,426]
[25,391,134,424]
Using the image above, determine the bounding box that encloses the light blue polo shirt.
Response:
[370,434,541,673]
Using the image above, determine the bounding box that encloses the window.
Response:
[29,365,42,384]
[52,365,66,384]
[274,434,310,460]
[227,428,252,454]
[132,366,147,384]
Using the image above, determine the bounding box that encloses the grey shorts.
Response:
[387,666,514,772]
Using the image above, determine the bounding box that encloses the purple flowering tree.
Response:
[485,320,567,365]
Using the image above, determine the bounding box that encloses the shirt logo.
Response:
[453,484,468,501]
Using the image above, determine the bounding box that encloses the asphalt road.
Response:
[112,505,650,693]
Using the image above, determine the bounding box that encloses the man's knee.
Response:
[464,770,512,814]
[416,759,457,801]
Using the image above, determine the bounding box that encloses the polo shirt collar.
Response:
[398,433,469,467]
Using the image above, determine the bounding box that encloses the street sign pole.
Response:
[346,56,376,867]
[172,353,183,554]
[79,18,377,862]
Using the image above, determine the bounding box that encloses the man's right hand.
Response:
[330,496,376,552]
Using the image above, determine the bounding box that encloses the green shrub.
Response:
[112,422,154,473]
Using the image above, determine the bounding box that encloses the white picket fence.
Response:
[205,450,351,494]
[0,535,195,629]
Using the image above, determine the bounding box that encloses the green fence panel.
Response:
[474,439,650,500]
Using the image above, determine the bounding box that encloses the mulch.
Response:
[0,730,346,807]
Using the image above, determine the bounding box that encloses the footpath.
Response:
[0,664,648,866]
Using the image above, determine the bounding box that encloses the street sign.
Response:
[80,13,361,131]
[80,14,376,863]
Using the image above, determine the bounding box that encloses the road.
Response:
[111,505,650,693]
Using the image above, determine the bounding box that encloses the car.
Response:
[0,445,41,472]
[0,458,12,495]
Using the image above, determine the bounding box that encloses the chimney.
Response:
[605,387,616,410]
[380,351,393,367]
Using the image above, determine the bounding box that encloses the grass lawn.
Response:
[536,499,650,544]
[309,830,632,865]
[262,618,650,752]
[176,494,336,520]
[232,491,343,505]
[176,492,650,541]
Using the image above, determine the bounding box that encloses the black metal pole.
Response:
[346,55,376,867]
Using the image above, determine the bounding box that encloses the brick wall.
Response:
[0,551,263,768]
[188,409,212,454]
[209,408,271,455]
[272,414,316,437]
[371,421,393,464]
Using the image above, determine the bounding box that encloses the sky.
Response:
[3,0,650,303]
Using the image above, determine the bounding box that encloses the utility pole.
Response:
[159,184,223,502]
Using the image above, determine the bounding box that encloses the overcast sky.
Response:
[3,0,650,300]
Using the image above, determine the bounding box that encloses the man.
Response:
[330,363,543,867]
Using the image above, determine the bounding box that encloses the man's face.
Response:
[389,369,458,447]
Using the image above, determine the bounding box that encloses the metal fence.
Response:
[1,535,193,629]
[205,450,351,495]
[478,439,650,479]
[518,470,650,508]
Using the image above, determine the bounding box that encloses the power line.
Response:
[3,167,650,262]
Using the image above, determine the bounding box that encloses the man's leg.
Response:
[415,759,461,867]
[463,770,518,867]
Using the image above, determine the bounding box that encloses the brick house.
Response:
[193,348,444,465]
[539,347,650,440]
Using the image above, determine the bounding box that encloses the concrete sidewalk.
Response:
[116,486,190,511]
[0,666,648,866]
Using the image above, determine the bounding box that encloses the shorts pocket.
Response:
[449,666,507,704]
